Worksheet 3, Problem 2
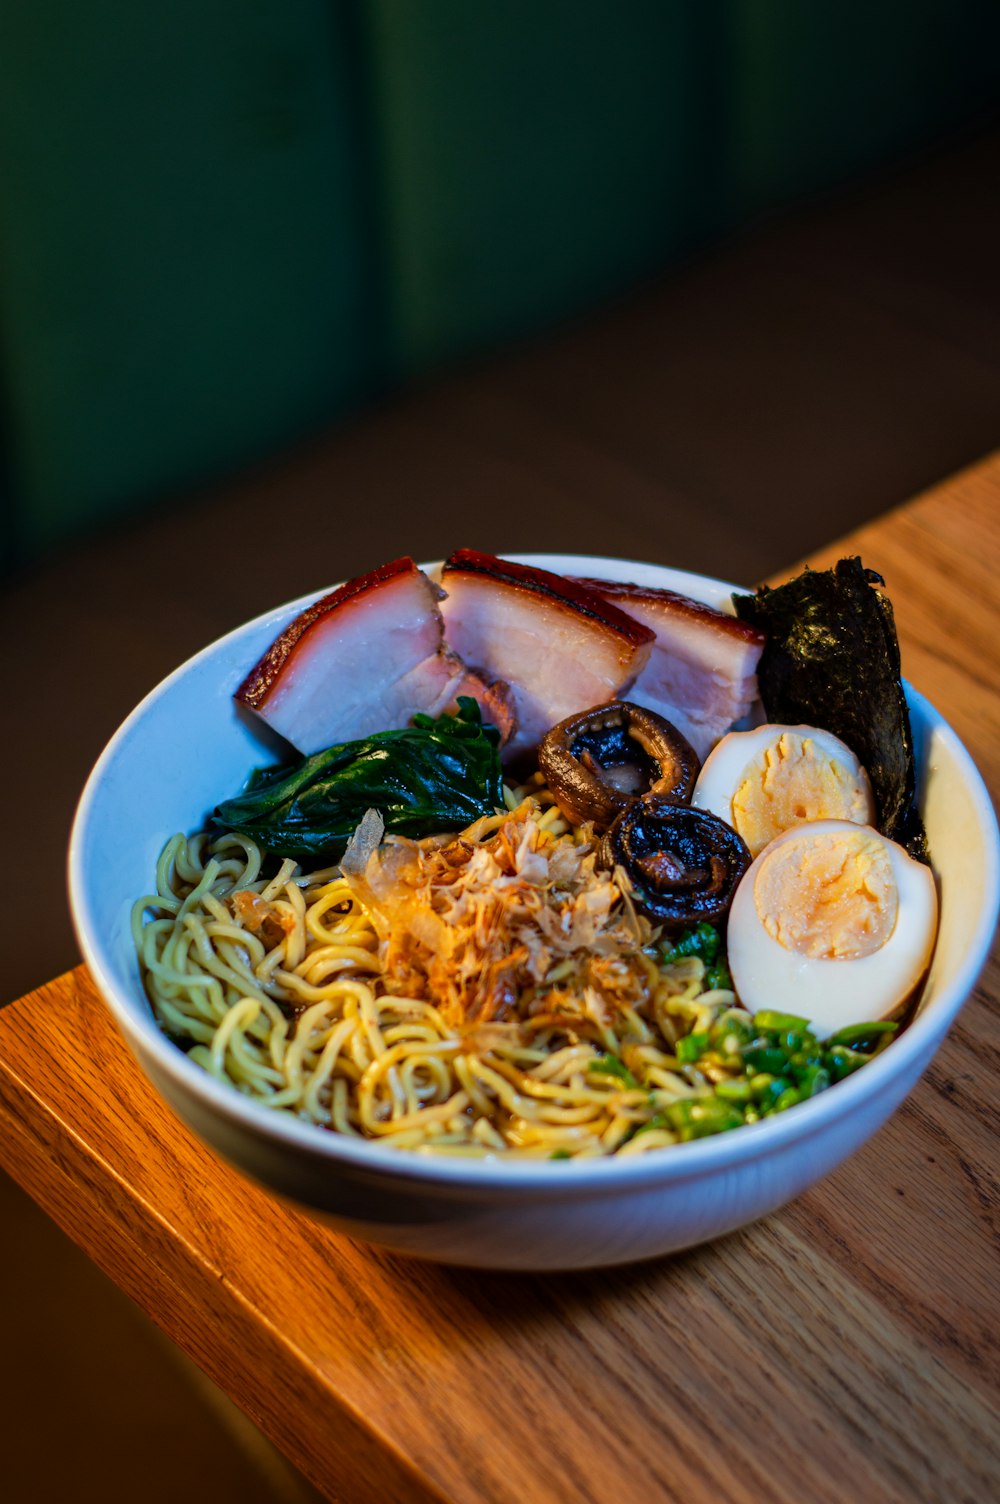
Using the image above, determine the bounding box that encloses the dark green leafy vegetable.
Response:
[733,557,928,861]
[212,698,503,860]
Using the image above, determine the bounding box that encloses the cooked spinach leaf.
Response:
[733,557,928,861]
[213,698,503,860]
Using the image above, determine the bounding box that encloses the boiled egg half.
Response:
[727,818,937,1037]
[692,724,876,857]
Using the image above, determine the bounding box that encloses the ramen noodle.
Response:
[132,781,743,1157]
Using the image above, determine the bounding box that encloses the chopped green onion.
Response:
[632,1112,670,1139]
[714,1078,755,1104]
[704,959,733,991]
[743,1045,789,1075]
[753,1010,811,1032]
[790,1063,831,1097]
[650,924,904,1144]
[586,1055,639,1090]
[748,1073,792,1104]
[825,1021,898,1053]
[774,1087,801,1112]
[660,922,723,967]
[788,1048,825,1074]
[676,1032,711,1064]
[827,1045,870,1081]
[667,1097,745,1140]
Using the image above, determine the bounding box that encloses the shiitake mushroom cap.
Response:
[538,702,699,830]
[599,795,751,933]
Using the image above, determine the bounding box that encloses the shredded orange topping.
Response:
[343,799,657,1030]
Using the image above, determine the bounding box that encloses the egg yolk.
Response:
[754,828,898,960]
[731,732,873,857]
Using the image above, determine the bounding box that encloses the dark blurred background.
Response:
[1,3,999,1499]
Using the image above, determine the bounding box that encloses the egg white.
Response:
[727,818,938,1038]
[692,724,875,858]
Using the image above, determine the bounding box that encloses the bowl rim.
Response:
[68,554,1000,1192]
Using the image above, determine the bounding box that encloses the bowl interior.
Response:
[69,555,1000,1181]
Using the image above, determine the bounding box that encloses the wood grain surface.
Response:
[2,455,999,1504]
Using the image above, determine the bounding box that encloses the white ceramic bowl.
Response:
[68,556,1000,1270]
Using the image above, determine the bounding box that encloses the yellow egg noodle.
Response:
[132,781,742,1158]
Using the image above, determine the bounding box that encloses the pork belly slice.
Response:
[439,550,654,754]
[391,652,517,742]
[236,557,513,754]
[574,578,765,760]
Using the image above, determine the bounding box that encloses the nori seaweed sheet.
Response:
[733,558,928,862]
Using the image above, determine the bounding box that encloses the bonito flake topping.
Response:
[341,798,656,1029]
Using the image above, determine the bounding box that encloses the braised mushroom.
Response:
[599,796,751,933]
[538,702,699,829]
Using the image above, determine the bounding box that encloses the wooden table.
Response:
[2,456,998,1504]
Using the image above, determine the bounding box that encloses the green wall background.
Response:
[0,0,380,562]
[1,0,997,570]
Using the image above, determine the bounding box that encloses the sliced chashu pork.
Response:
[439,551,654,755]
[574,578,765,760]
[236,556,514,754]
